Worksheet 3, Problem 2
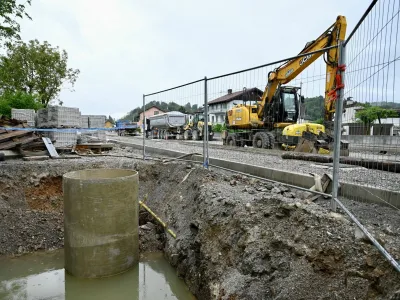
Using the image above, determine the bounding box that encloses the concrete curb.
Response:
[120,141,400,208]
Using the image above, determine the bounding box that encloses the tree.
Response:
[178,106,186,113]
[0,0,31,43]
[0,91,43,118]
[355,104,398,134]
[0,39,80,106]
[304,95,324,121]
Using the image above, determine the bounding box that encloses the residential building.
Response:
[208,88,264,124]
[138,106,166,130]
[105,120,114,128]
[341,103,400,135]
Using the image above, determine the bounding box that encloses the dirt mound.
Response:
[25,177,63,212]
[0,209,64,255]
[139,163,400,300]
[1,158,399,298]
[0,160,167,256]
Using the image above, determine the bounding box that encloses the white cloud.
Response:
[18,0,370,119]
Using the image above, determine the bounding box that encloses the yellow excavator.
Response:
[222,15,349,155]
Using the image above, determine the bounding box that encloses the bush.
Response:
[0,91,43,118]
[313,118,324,124]
[212,123,226,133]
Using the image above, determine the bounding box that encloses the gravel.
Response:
[112,135,400,192]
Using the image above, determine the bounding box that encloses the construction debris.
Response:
[0,117,47,156]
[73,143,114,154]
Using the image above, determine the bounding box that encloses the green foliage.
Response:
[121,101,200,122]
[0,0,31,44]
[212,123,226,133]
[304,95,324,121]
[0,39,80,106]
[355,104,398,126]
[0,91,43,118]
[313,118,324,124]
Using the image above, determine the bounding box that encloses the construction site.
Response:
[1,0,400,299]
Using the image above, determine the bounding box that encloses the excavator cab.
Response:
[264,86,300,126]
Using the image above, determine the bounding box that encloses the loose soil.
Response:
[25,176,63,212]
[1,153,400,299]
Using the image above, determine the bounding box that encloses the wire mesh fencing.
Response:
[204,54,332,190]
[139,0,400,272]
[142,79,207,164]
[335,0,400,271]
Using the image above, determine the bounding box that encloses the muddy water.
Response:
[0,250,195,300]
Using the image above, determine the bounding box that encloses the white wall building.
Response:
[208,88,264,125]
[341,104,400,135]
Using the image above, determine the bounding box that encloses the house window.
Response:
[154,111,159,115]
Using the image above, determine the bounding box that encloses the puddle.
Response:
[0,250,195,300]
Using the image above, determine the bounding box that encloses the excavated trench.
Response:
[1,160,400,299]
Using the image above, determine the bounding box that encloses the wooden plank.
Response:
[0,136,38,150]
[0,150,21,159]
[75,143,113,150]
[42,137,59,158]
[0,130,32,142]
[281,152,333,163]
[53,155,81,160]
[23,156,50,161]
[339,157,400,173]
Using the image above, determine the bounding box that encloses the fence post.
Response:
[331,42,346,211]
[203,77,209,168]
[143,94,146,160]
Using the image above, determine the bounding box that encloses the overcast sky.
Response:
[20,0,368,119]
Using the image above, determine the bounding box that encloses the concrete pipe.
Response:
[63,169,139,278]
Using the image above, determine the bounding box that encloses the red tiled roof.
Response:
[208,87,263,105]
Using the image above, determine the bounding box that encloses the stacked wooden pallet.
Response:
[0,116,45,152]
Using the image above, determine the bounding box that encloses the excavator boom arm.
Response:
[257,16,347,120]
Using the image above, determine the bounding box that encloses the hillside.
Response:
[120,101,199,121]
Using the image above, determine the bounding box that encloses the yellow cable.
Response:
[139,200,177,239]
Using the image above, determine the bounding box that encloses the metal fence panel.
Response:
[143,79,206,163]
[141,0,400,272]
[338,0,400,271]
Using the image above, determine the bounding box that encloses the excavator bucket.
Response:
[294,131,350,156]
[294,138,316,153]
[294,131,319,153]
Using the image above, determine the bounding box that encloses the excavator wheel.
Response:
[183,130,191,140]
[253,132,270,149]
[227,135,236,147]
[192,130,200,141]
[266,132,275,149]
